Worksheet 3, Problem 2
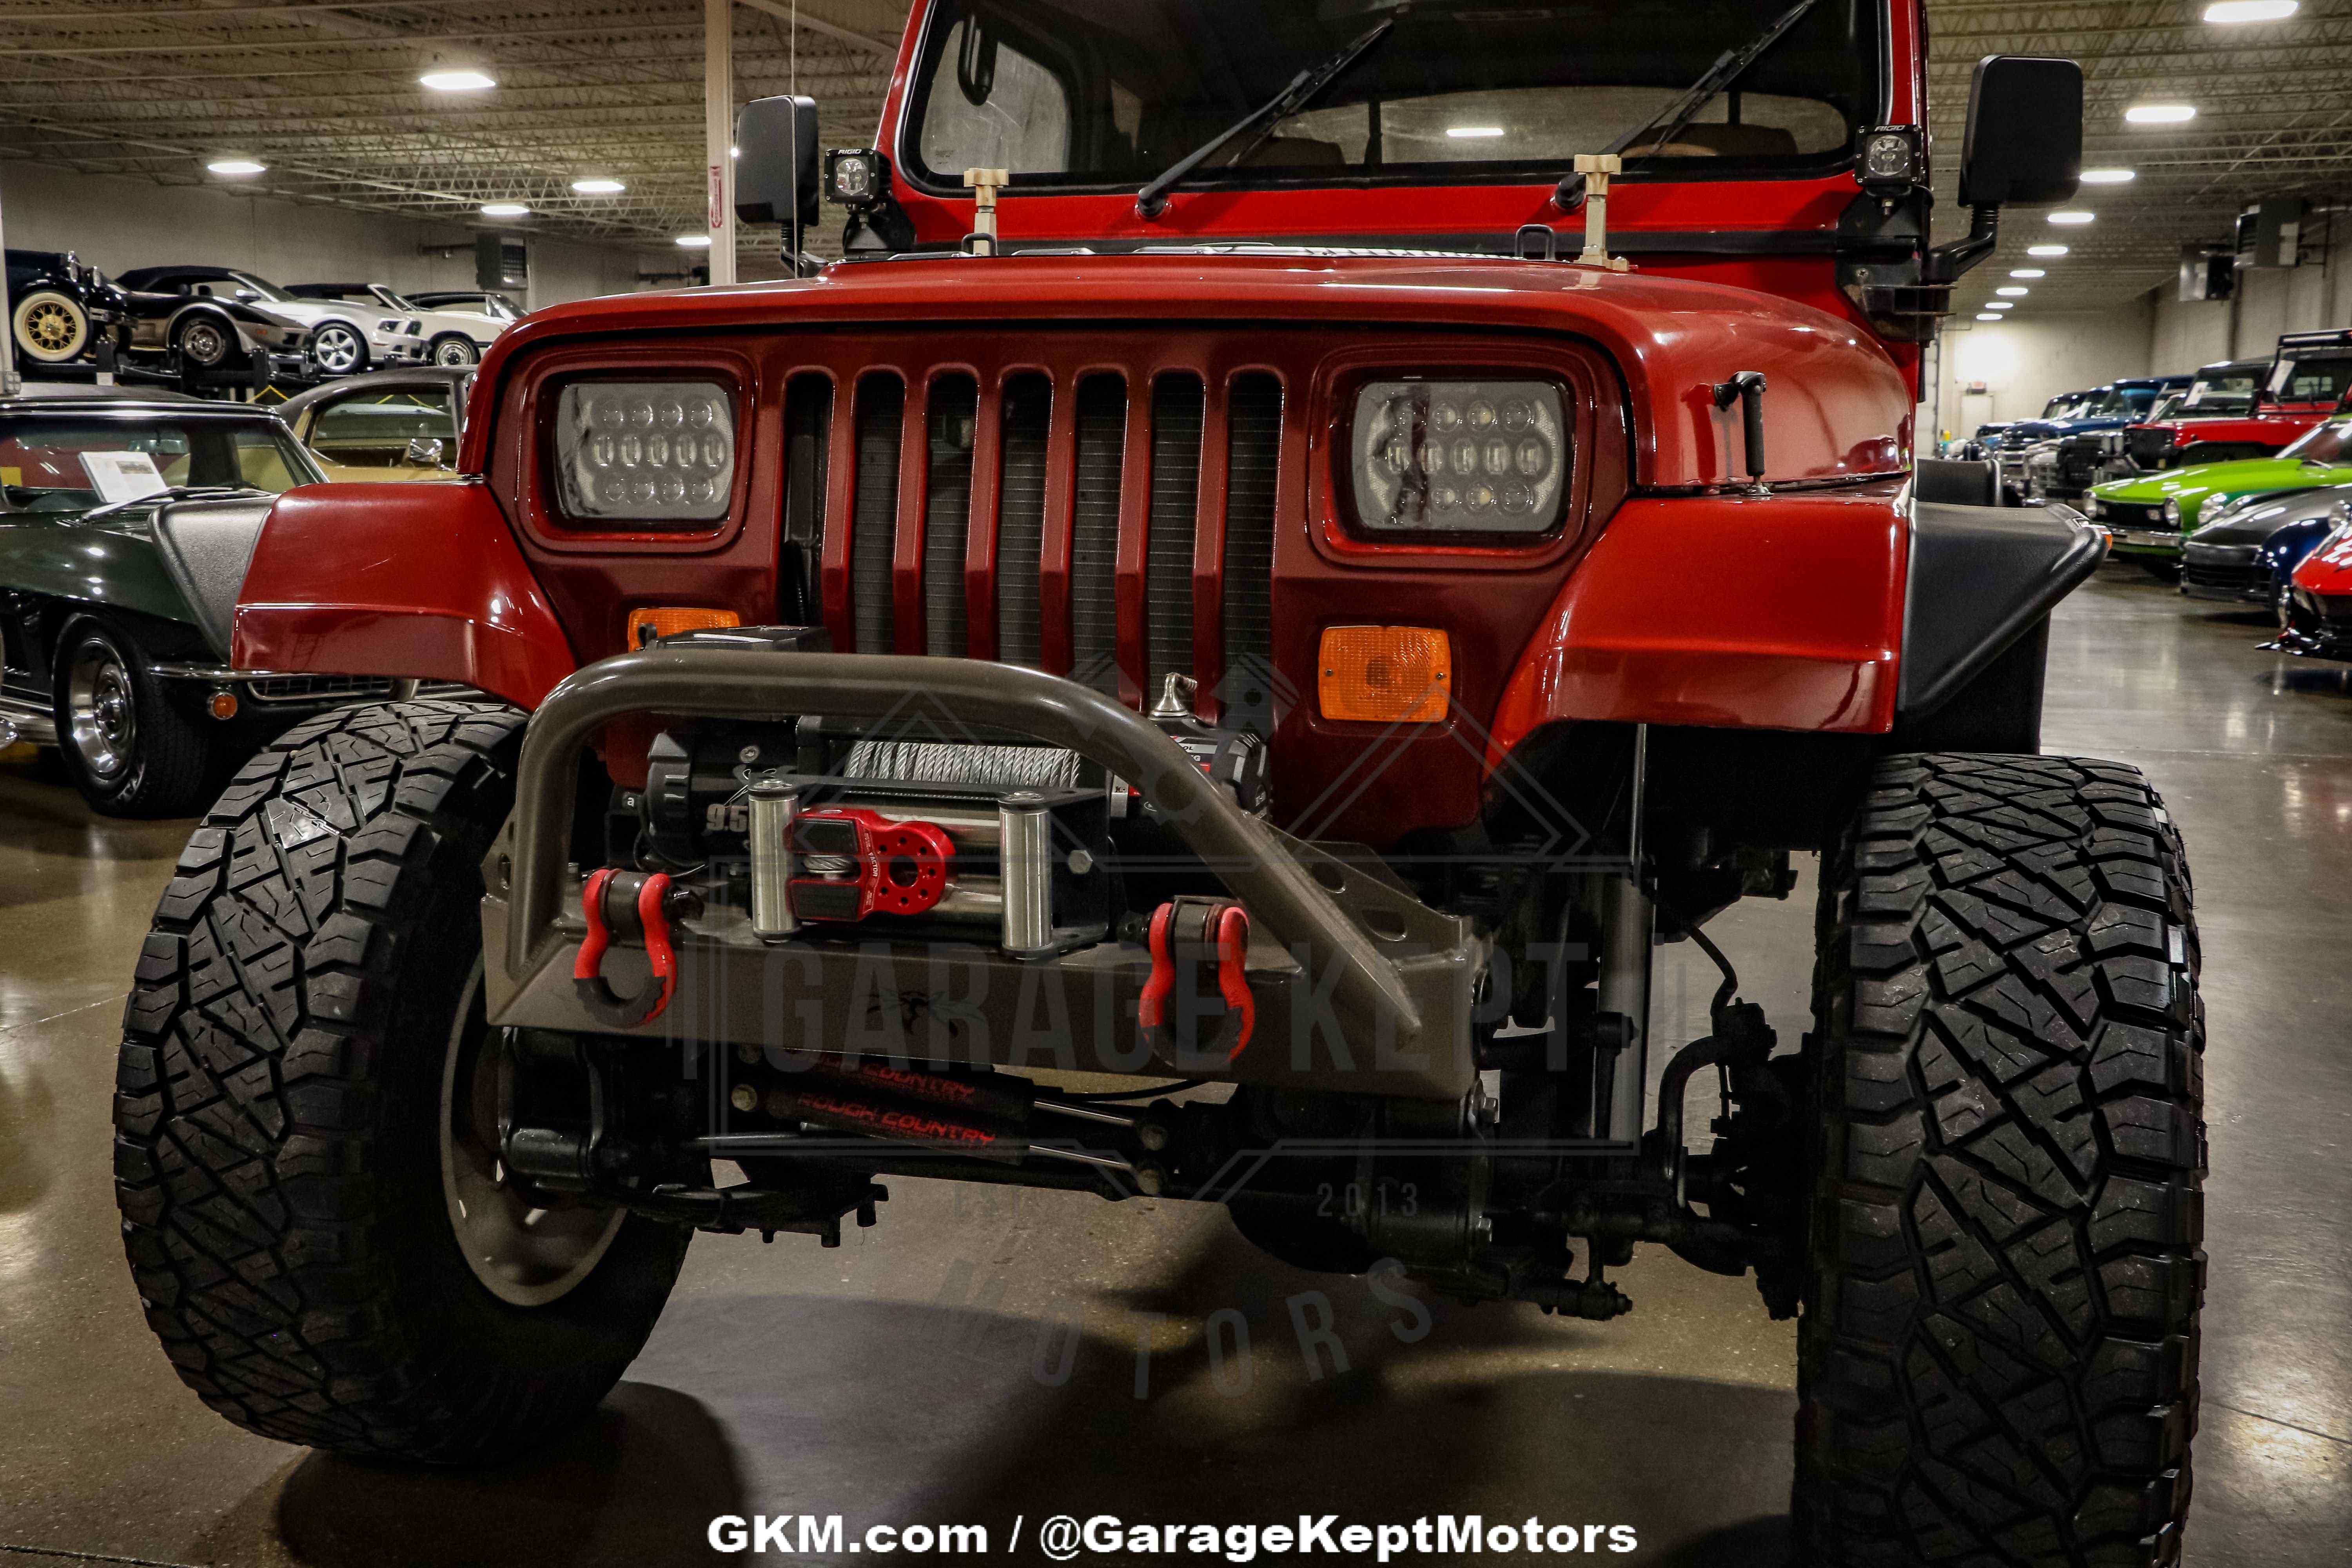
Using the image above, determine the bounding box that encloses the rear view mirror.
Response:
[733,95,822,236]
[1956,56,2082,208]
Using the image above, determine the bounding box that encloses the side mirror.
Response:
[232,288,261,303]
[733,95,822,236]
[405,436,448,469]
[1956,56,2082,208]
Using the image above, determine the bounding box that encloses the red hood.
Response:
[470,252,1910,491]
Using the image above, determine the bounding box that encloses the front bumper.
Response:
[2105,524,2183,555]
[149,663,402,709]
[2180,545,2271,602]
[485,648,1492,1102]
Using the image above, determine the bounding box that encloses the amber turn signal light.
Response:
[1317,625,1452,723]
[207,690,240,721]
[627,606,742,648]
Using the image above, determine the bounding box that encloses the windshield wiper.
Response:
[80,483,256,523]
[1555,0,1816,208]
[1136,18,1396,220]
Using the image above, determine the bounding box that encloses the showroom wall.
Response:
[1,162,662,308]
[2150,253,2352,373]
[1924,298,2158,441]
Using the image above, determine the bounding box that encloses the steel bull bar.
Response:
[481,646,1483,1100]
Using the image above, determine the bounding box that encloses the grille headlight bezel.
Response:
[1347,377,1573,539]
[552,377,739,528]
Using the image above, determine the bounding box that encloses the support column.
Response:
[704,0,738,285]
[0,181,19,396]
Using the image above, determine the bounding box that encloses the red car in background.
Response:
[2276,501,2352,660]
[2122,330,2352,473]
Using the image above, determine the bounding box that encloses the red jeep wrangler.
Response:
[114,5,2203,1564]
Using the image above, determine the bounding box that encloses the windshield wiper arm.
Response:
[80,483,256,523]
[1555,0,1815,208]
[1136,17,1396,220]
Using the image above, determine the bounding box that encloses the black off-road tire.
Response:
[1797,753,2204,1566]
[51,615,216,818]
[113,699,692,1463]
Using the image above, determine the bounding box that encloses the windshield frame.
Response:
[892,0,1884,202]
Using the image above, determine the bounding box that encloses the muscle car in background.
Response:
[273,366,469,478]
[0,389,396,813]
[2086,414,2352,572]
[114,265,424,379]
[289,282,511,367]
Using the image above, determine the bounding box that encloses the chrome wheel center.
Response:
[439,962,625,1307]
[65,646,135,779]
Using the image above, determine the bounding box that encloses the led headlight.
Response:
[555,380,735,524]
[1352,380,1569,535]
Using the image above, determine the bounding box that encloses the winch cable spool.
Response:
[840,739,1085,790]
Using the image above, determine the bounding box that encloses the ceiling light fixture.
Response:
[2080,168,2137,184]
[676,234,713,248]
[206,158,266,176]
[2028,244,2069,257]
[1997,286,2029,296]
[1987,301,2015,310]
[571,178,626,194]
[2205,1,2298,22]
[2048,210,2095,225]
[1975,313,2002,321]
[480,202,530,218]
[2010,268,2045,278]
[419,69,497,91]
[1446,126,1506,139]
[2126,103,2197,124]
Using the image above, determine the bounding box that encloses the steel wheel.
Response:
[13,290,89,363]
[64,637,138,780]
[177,318,231,369]
[430,334,479,367]
[439,963,625,1308]
[310,321,365,375]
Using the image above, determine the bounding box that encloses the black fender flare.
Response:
[1898,496,2105,721]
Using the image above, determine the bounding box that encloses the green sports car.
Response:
[1,389,403,815]
[2085,414,2352,566]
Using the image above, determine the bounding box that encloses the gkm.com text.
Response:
[709,1513,1642,1559]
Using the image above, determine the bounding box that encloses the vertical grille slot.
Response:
[923,374,980,656]
[1220,372,1283,734]
[1069,372,1128,695]
[849,374,904,654]
[1146,374,1206,702]
[995,373,1053,668]
[780,373,832,624]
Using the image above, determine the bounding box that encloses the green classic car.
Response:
[2085,414,2352,570]
[0,389,402,815]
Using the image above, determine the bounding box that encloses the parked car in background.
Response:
[0,388,397,813]
[404,289,523,332]
[2087,413,2352,573]
[274,366,468,478]
[2019,375,2192,502]
[114,265,425,379]
[289,283,508,367]
[2274,503,2352,661]
[2180,483,2352,606]
[6,248,129,370]
[2122,337,2352,475]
